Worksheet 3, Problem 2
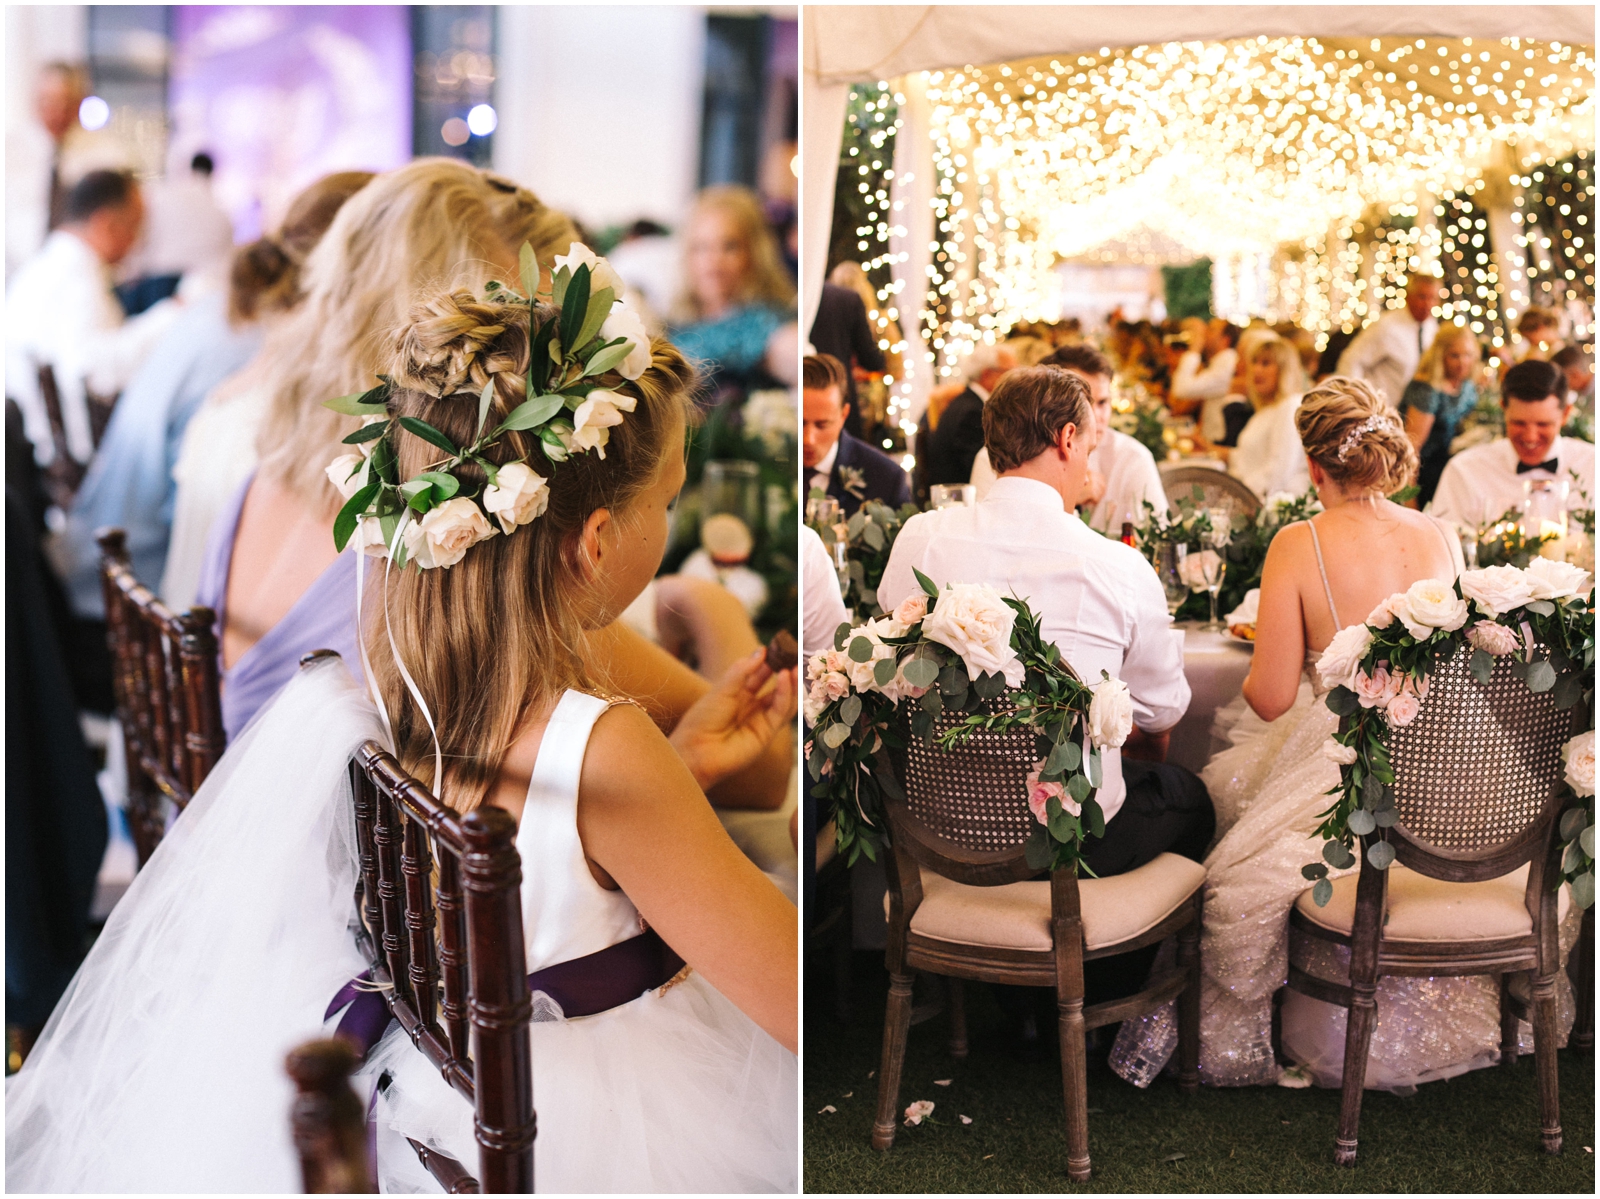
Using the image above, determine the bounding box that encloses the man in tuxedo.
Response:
[803,352,911,517]
[920,342,1016,488]
[1431,360,1596,525]
[807,281,886,440]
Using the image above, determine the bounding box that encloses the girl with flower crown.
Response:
[5,257,799,1192]
[1116,376,1579,1092]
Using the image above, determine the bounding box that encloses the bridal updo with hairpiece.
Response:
[1295,376,1417,495]
[371,286,696,809]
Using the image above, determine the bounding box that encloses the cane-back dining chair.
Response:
[1159,464,1261,520]
[872,692,1207,1181]
[339,674,534,1194]
[1284,644,1583,1165]
[285,1038,375,1194]
[98,527,226,864]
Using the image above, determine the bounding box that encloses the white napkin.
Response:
[1225,588,1260,627]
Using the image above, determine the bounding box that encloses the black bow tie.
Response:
[1516,458,1560,474]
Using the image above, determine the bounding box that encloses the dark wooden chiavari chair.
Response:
[97,528,225,864]
[286,1038,375,1193]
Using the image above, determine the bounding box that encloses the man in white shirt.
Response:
[879,365,1212,881]
[121,152,237,297]
[6,170,181,468]
[801,523,849,658]
[1336,273,1441,407]
[1431,360,1598,525]
[1169,318,1240,411]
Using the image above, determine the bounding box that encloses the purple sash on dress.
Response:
[327,929,686,1058]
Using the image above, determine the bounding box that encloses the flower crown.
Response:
[1335,413,1395,463]
[323,244,652,570]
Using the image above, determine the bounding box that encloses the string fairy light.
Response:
[913,35,1594,376]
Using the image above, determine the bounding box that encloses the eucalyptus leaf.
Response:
[1470,648,1494,685]
[848,636,875,663]
[1347,808,1377,835]
[834,623,851,651]
[1067,773,1091,802]
[1084,796,1105,838]
[839,695,863,726]
[873,657,897,687]
[1525,599,1556,616]
[1301,863,1329,881]
[920,688,943,716]
[1366,839,1396,869]
[1580,825,1594,857]
[1561,808,1588,841]
[863,521,885,551]
[1323,839,1355,869]
[1373,807,1398,828]
[1326,686,1360,716]
[821,722,852,749]
[1362,773,1385,810]
[1086,749,1102,789]
[1571,870,1595,909]
[911,709,934,740]
[1526,660,1557,693]
[1553,671,1586,709]
[1563,839,1584,874]
[1312,877,1334,906]
[902,657,939,690]
[1024,828,1054,871]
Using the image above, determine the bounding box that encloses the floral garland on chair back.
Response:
[1308,557,1596,908]
[804,571,1133,873]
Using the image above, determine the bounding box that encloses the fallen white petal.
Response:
[818,1105,837,1114]
[934,1078,953,1086]
[959,1114,973,1125]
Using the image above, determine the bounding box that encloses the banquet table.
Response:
[1167,621,1255,774]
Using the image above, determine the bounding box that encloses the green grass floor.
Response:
[804,950,1595,1193]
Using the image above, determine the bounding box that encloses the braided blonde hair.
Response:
[1295,376,1417,494]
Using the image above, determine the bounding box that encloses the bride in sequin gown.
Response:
[1116,383,1576,1090]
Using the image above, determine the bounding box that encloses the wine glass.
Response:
[701,460,761,567]
[929,483,976,509]
[1156,541,1189,617]
[806,494,841,531]
[1205,504,1232,549]
[1190,548,1226,630]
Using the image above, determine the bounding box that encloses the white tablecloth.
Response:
[1167,622,1254,774]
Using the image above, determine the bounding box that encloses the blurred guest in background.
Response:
[1049,343,1166,533]
[1509,305,1566,366]
[1228,333,1310,499]
[803,352,909,517]
[1169,318,1240,425]
[1398,321,1483,507]
[6,170,180,471]
[1431,359,1595,525]
[6,62,132,281]
[921,342,1015,489]
[116,152,237,314]
[809,266,885,440]
[1336,272,1440,406]
[57,171,373,622]
[1552,343,1594,420]
[671,185,796,394]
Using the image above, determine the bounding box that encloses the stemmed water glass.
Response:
[1156,541,1189,616]
[1196,550,1227,630]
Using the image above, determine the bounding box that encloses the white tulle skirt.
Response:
[361,971,798,1194]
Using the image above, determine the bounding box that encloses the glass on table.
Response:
[1188,548,1227,630]
[805,494,841,531]
[1204,504,1233,548]
[701,460,761,566]
[929,483,976,509]
[1156,541,1189,616]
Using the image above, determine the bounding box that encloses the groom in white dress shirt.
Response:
[1431,359,1596,526]
[878,366,1213,881]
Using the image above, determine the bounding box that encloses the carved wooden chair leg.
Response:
[1176,898,1202,1094]
[871,969,915,1150]
[946,976,968,1059]
[1334,981,1377,1166]
[1498,973,1520,1068]
[286,1039,375,1194]
[1057,988,1091,1182]
[1532,971,1563,1154]
[1570,907,1594,1053]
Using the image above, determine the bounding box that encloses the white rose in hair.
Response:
[1396,578,1468,640]
[481,462,550,533]
[1087,676,1134,748]
[402,497,496,569]
[600,304,652,381]
[1316,623,1373,692]
[553,243,626,298]
[325,453,369,501]
[1523,555,1593,602]
[1459,565,1537,618]
[569,389,638,458]
[921,582,1025,687]
[1562,730,1595,797]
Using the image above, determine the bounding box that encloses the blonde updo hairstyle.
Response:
[227,171,375,325]
[1295,376,1417,495]
[254,158,580,512]
[372,289,696,811]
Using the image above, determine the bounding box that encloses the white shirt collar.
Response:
[969,380,991,403]
[986,474,1070,512]
[811,438,840,478]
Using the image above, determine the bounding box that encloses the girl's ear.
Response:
[577,507,613,583]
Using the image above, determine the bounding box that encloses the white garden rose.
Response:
[1396,578,1468,640]
[324,453,369,501]
[1316,623,1374,692]
[1523,555,1593,603]
[1458,565,1538,618]
[1321,738,1358,766]
[1563,730,1595,797]
[355,514,392,559]
[552,243,625,297]
[568,389,637,458]
[1087,677,1134,748]
[481,461,550,533]
[921,583,1024,686]
[401,497,496,569]
[1365,592,1407,630]
[600,303,652,381]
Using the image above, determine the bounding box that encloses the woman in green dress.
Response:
[1399,321,1482,507]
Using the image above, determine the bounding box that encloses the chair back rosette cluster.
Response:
[322,243,651,568]
[1308,556,1596,907]
[804,570,1134,872]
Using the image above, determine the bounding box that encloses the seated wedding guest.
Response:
[969,344,1168,532]
[5,290,798,1192]
[1228,333,1310,499]
[1397,321,1482,507]
[117,151,236,308]
[810,271,886,440]
[1552,342,1594,419]
[5,170,180,469]
[1509,305,1566,365]
[800,522,850,929]
[1431,359,1596,525]
[1169,318,1240,432]
[921,342,1016,488]
[1336,272,1440,406]
[803,352,910,517]
[57,172,372,620]
[670,185,796,393]
[879,366,1210,882]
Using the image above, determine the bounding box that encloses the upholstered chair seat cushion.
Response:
[1294,862,1571,942]
[887,853,1206,952]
